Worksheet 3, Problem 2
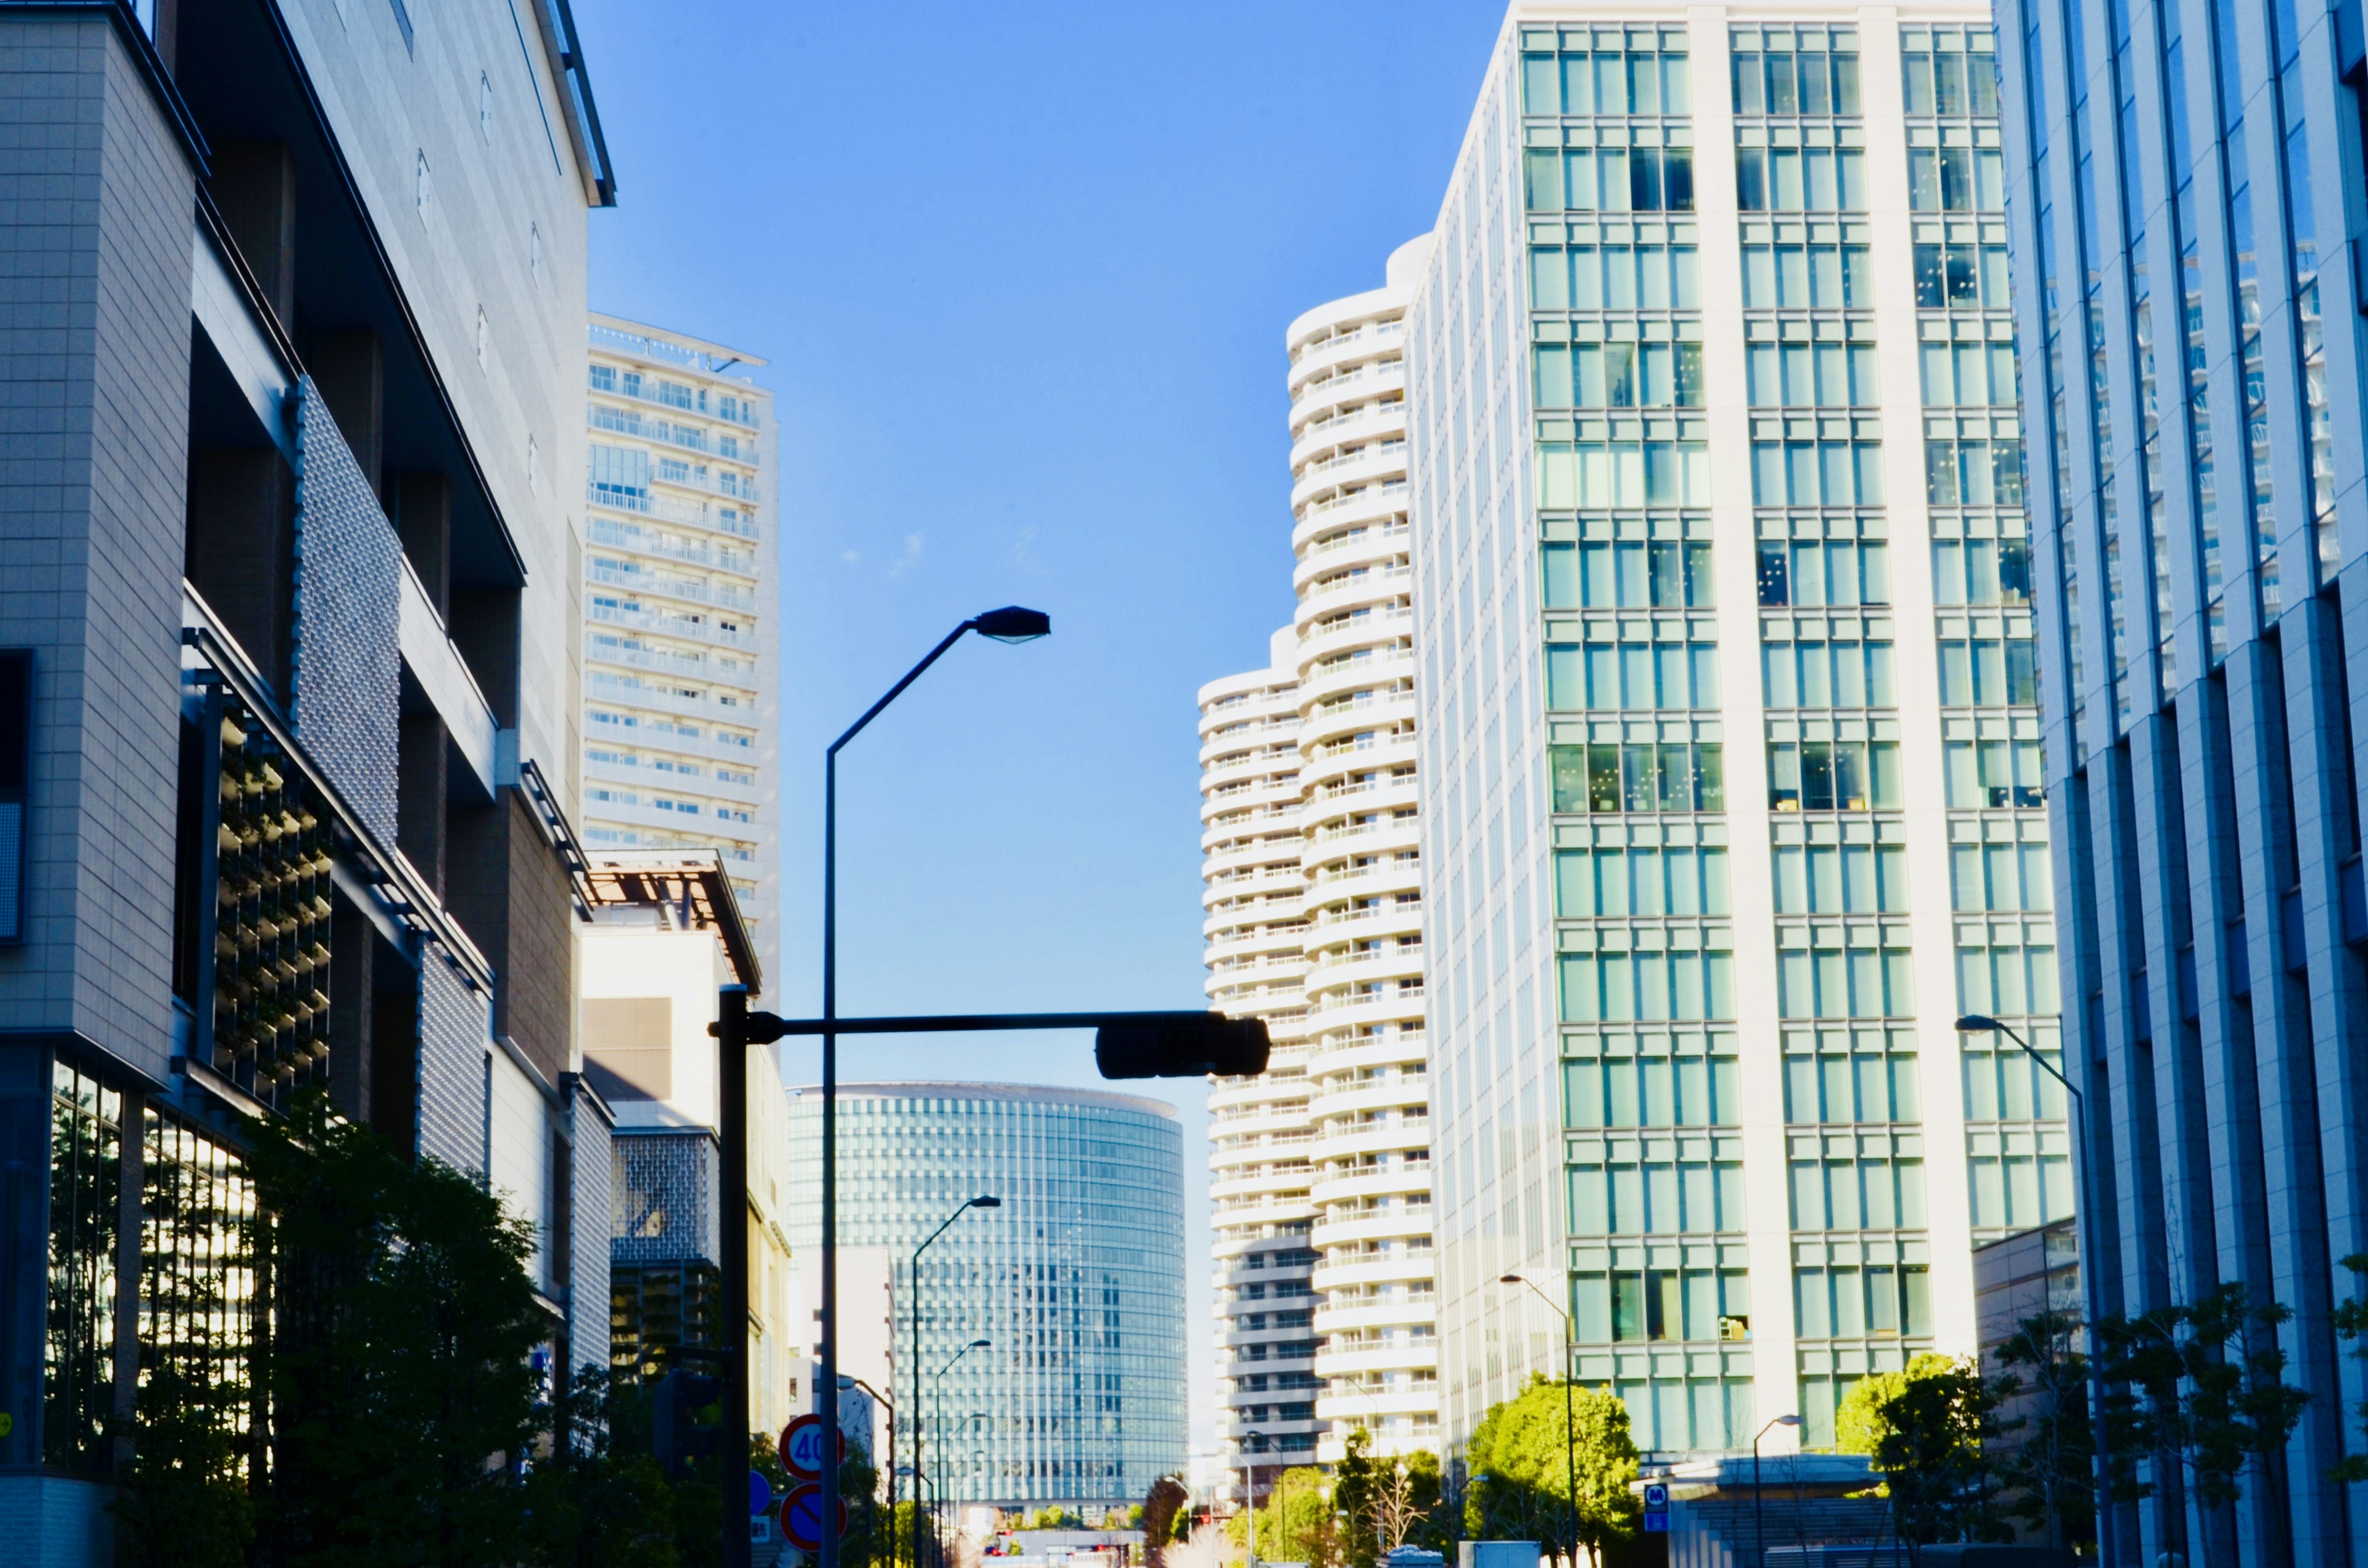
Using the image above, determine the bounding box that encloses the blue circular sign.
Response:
[749,1470,773,1516]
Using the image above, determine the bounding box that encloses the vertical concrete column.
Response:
[395,470,451,617]
[208,139,295,327]
[308,328,384,497]
[327,899,374,1125]
[398,712,448,892]
[184,448,295,690]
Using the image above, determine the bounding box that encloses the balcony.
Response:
[587,601,757,652]
[588,515,760,577]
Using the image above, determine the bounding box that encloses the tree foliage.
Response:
[112,1356,255,1568]
[1331,1428,1446,1567]
[2094,1283,2310,1562]
[1835,1353,1961,1458]
[1986,1310,2095,1549]
[522,1368,691,1568]
[245,1097,548,1568]
[1867,1356,2008,1547]
[1225,1466,1338,1567]
[1141,1476,1190,1568]
[1463,1376,1638,1559]
[2326,1256,2368,1485]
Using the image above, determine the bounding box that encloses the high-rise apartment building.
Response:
[1201,243,1439,1498]
[582,317,779,979]
[0,0,611,1551]
[2000,1,2368,1558]
[1410,2,2062,1455]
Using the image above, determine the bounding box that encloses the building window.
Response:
[0,648,26,943]
[46,1059,123,1467]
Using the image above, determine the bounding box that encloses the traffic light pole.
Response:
[718,987,753,1568]
[712,1001,1268,1568]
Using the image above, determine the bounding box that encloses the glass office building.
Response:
[1409,2,2061,1455]
[784,1083,1187,1507]
[2000,1,2368,1558]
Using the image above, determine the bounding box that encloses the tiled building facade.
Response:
[0,2,611,1558]
[2000,0,2368,1559]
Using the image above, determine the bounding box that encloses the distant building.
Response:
[786,1083,1188,1508]
[1198,239,1441,1499]
[582,852,799,1437]
[581,316,779,982]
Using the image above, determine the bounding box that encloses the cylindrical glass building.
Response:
[784,1082,1186,1508]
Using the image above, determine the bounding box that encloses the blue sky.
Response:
[573,0,1507,1455]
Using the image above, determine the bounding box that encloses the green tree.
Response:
[111,1357,255,1568]
[245,1096,546,1568]
[837,1448,887,1568]
[1140,1476,1190,1567]
[1333,1429,1383,1568]
[1987,1310,2095,1550]
[2327,1256,2368,1487]
[2095,1283,2311,1565]
[1868,1356,2007,1550]
[1463,1376,1638,1562]
[1333,1426,1445,1563]
[1225,1466,1336,1567]
[1835,1353,1961,1458]
[522,1368,684,1568]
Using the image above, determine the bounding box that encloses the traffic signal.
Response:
[653,1368,723,1477]
[1093,1012,1269,1079]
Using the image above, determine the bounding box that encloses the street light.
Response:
[1241,1429,1274,1568]
[1754,1413,1801,1564]
[933,1339,991,1567]
[846,1379,895,1568]
[815,607,1046,1568]
[1500,1273,1577,1564]
[1957,1012,2114,1564]
[907,1196,1000,1567]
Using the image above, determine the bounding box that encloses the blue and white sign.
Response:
[1642,1482,1669,1534]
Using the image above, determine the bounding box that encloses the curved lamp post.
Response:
[1957,1012,2114,1565]
[1241,1428,1274,1568]
[1754,1413,1801,1564]
[931,1339,991,1567]
[1500,1272,1577,1563]
[815,607,1047,1568]
[906,1195,1000,1567]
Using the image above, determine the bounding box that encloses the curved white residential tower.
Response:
[1201,237,1438,1501]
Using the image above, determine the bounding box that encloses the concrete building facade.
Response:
[1999,0,2368,1559]
[580,851,797,1437]
[0,0,612,1557]
[1408,1,2058,1458]
[1200,243,1441,1499]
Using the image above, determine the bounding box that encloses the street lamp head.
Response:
[969,1195,1003,1210]
[968,1337,992,1350]
[1775,1414,1801,1427]
[971,605,1051,643]
[1955,1014,2005,1033]
[1497,1273,1524,1284]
